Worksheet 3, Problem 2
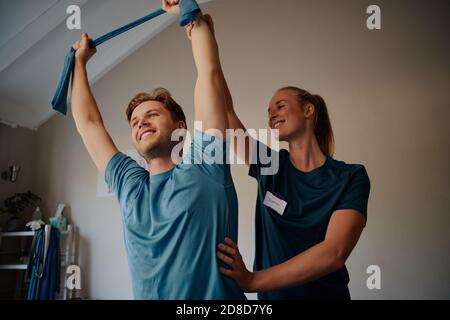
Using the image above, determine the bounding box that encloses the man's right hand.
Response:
[73,33,97,65]
[162,0,180,17]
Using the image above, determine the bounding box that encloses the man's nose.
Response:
[138,120,150,130]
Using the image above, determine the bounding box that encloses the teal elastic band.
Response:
[52,0,201,115]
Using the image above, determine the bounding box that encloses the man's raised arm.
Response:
[163,1,228,138]
[71,33,118,176]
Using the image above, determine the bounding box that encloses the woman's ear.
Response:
[303,103,315,119]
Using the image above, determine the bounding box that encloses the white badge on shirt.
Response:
[263,191,287,216]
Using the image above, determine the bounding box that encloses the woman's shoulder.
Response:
[328,156,370,181]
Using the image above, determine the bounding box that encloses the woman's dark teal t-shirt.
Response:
[249,142,370,300]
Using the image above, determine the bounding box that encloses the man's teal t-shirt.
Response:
[249,142,370,300]
[105,130,246,300]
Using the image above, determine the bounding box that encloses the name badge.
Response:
[263,191,287,216]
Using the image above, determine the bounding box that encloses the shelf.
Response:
[0,226,73,271]
[0,264,27,270]
[0,230,71,237]
[0,261,70,271]
[0,231,35,237]
[0,224,76,300]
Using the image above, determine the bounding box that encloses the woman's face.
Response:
[268,89,309,142]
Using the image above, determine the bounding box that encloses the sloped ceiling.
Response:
[0,0,212,130]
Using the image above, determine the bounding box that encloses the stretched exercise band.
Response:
[51,0,201,115]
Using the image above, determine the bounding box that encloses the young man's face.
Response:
[129,101,181,160]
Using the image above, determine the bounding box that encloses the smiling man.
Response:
[68,0,246,300]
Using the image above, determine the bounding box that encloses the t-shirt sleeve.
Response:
[249,140,280,179]
[334,166,371,222]
[183,130,232,185]
[105,152,148,212]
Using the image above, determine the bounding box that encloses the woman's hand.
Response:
[217,237,255,292]
[162,0,180,16]
[72,33,96,66]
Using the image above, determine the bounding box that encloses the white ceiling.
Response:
[0,0,211,130]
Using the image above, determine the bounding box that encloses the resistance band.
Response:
[51,0,201,115]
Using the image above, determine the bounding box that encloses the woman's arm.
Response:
[219,66,255,166]
[217,210,365,292]
[181,9,255,163]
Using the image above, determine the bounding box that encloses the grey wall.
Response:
[0,123,36,207]
[2,0,449,299]
[0,123,37,233]
[0,123,37,298]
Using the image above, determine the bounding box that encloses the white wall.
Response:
[28,0,450,299]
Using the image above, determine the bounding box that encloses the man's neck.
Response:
[147,156,176,176]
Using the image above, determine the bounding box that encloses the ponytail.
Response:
[278,87,335,156]
[312,94,334,156]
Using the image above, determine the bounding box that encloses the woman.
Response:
[217,85,371,299]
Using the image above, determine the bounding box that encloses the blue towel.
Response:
[26,227,61,300]
[52,0,201,115]
[38,228,61,300]
[27,228,44,300]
